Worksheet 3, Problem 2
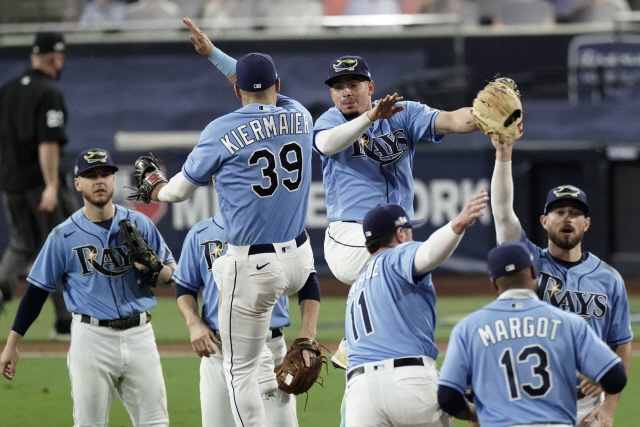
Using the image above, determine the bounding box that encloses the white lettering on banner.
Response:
[165,178,491,230]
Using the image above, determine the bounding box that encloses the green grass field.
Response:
[1,296,639,426]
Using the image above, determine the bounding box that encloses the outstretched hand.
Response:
[183,17,214,57]
[366,93,404,121]
[451,190,489,234]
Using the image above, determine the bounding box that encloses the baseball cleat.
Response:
[331,337,348,370]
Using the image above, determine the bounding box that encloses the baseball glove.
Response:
[119,219,163,287]
[275,338,327,395]
[127,153,168,204]
[471,77,523,146]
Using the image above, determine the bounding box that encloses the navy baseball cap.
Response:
[487,242,534,280]
[543,185,589,217]
[362,204,425,240]
[235,53,278,92]
[32,32,66,54]
[75,149,118,177]
[325,56,372,87]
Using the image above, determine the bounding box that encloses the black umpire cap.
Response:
[32,32,66,54]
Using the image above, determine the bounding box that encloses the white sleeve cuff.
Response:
[158,172,199,202]
[315,112,374,156]
[413,223,463,275]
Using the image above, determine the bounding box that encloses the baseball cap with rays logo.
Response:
[362,204,425,240]
[543,185,589,217]
[325,55,372,87]
[75,148,119,177]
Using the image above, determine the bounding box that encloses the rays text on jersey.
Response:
[350,129,408,165]
[219,112,310,155]
[539,272,608,320]
[72,245,134,277]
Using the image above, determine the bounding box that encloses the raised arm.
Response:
[490,136,522,244]
[413,190,489,275]
[184,17,237,85]
[434,107,478,134]
[315,94,404,156]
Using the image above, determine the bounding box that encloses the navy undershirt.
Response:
[551,252,588,269]
[94,217,113,230]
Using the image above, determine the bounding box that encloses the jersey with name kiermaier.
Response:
[27,205,174,320]
[345,241,439,370]
[518,231,633,346]
[173,213,290,332]
[182,94,312,246]
[439,289,621,427]
[314,101,442,222]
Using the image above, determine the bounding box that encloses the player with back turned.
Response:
[490,136,632,427]
[127,43,319,426]
[343,190,488,427]
[1,148,175,426]
[438,242,627,427]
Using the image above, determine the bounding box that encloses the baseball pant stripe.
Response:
[228,260,247,427]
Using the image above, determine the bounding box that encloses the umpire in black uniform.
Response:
[0,32,77,339]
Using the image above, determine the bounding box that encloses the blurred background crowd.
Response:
[0,0,638,28]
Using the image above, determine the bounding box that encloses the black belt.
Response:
[80,312,151,330]
[347,356,424,381]
[341,220,362,224]
[212,328,283,340]
[248,231,308,255]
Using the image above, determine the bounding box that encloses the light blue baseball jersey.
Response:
[182,94,313,246]
[345,241,439,370]
[439,289,621,427]
[173,213,291,331]
[518,231,633,346]
[27,205,174,320]
[314,101,442,221]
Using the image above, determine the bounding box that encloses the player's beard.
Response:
[84,187,114,208]
[548,228,583,251]
[341,110,360,121]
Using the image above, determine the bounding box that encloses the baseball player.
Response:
[0,148,175,426]
[344,192,488,427]
[130,47,316,426]
[490,138,632,427]
[174,210,321,427]
[438,242,628,427]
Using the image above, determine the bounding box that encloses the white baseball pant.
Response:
[576,393,605,427]
[200,330,298,427]
[214,233,313,427]
[345,356,452,427]
[324,221,370,285]
[68,314,168,427]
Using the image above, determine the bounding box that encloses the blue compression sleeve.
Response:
[298,272,321,303]
[12,284,51,337]
[208,47,237,78]
[175,283,198,300]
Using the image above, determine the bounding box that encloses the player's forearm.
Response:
[434,108,477,134]
[157,263,176,286]
[208,47,237,85]
[315,113,374,156]
[413,222,463,275]
[299,299,320,340]
[5,330,23,347]
[156,172,199,202]
[38,141,60,190]
[616,342,631,378]
[176,294,203,328]
[491,159,522,243]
